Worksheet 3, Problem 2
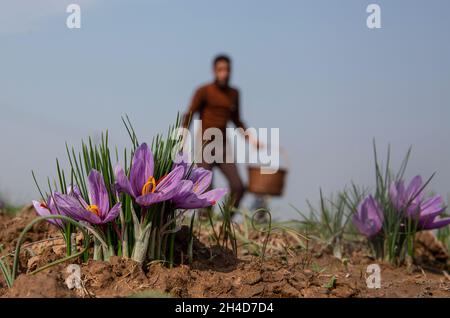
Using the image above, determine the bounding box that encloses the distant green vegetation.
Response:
[0,195,22,216]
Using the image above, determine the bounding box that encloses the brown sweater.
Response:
[183,82,246,133]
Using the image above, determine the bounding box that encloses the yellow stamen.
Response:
[87,204,100,216]
[142,176,156,195]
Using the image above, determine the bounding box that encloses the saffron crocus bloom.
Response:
[172,167,227,209]
[171,152,227,209]
[389,176,450,230]
[32,186,81,229]
[389,175,424,217]
[353,196,384,238]
[32,195,64,229]
[416,196,450,230]
[55,170,121,225]
[114,143,184,207]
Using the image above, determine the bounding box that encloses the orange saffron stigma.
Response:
[87,204,100,216]
[142,176,157,195]
[40,202,48,209]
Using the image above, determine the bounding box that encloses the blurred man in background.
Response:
[183,54,261,209]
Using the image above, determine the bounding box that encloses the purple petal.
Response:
[421,217,450,230]
[173,180,195,198]
[46,195,58,214]
[154,165,185,193]
[33,200,52,218]
[77,209,103,224]
[172,152,189,174]
[136,167,184,206]
[136,191,176,206]
[174,188,227,209]
[189,168,212,194]
[67,185,82,197]
[389,181,402,210]
[171,180,195,207]
[352,214,366,236]
[420,196,445,218]
[102,203,121,223]
[32,200,63,228]
[114,165,136,198]
[88,169,110,217]
[369,196,384,221]
[353,196,383,238]
[406,175,423,202]
[63,186,87,209]
[405,201,422,218]
[173,193,210,209]
[359,198,369,221]
[418,196,446,228]
[198,188,227,204]
[53,193,90,222]
[130,143,154,197]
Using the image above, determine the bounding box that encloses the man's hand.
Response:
[249,136,265,150]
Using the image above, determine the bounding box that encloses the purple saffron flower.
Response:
[389,175,450,230]
[172,167,227,209]
[417,196,450,230]
[353,196,384,238]
[55,170,121,225]
[389,175,424,217]
[32,196,64,229]
[114,143,184,207]
[32,186,81,229]
[170,152,227,209]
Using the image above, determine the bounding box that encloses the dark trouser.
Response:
[198,161,245,209]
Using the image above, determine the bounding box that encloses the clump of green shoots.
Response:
[207,196,238,256]
[293,186,365,259]
[227,208,306,262]
[0,245,13,289]
[350,141,449,265]
[3,114,225,285]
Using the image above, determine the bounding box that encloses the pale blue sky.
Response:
[1,0,450,218]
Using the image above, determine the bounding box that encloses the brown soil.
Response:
[1,207,450,298]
